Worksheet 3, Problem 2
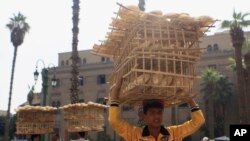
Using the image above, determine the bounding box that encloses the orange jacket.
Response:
[109,105,205,141]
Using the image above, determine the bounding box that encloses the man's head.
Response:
[78,131,86,138]
[143,99,164,128]
[31,134,40,141]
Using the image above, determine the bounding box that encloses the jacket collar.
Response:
[142,125,170,137]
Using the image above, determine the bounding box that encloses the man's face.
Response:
[144,108,163,128]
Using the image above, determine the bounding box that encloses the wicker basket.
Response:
[15,105,57,134]
[60,102,106,132]
[92,5,214,107]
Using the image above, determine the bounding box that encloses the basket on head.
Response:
[15,105,57,135]
[60,102,107,132]
[92,5,214,107]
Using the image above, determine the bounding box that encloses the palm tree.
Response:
[4,12,30,141]
[227,38,250,122]
[221,10,250,124]
[70,0,80,104]
[200,68,221,138]
[214,76,233,137]
[138,0,145,11]
[243,39,250,114]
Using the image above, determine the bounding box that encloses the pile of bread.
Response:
[60,101,107,132]
[16,105,57,134]
[16,102,107,134]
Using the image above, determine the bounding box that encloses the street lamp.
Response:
[47,63,57,88]
[33,59,57,106]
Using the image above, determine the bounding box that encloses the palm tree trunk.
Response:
[231,27,248,124]
[235,47,248,124]
[70,0,80,104]
[208,93,214,138]
[4,46,18,141]
[244,52,250,122]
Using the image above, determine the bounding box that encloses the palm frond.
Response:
[236,12,242,20]
[233,9,237,19]
[240,20,250,27]
[221,20,232,28]
[241,13,250,20]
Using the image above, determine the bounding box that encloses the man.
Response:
[30,134,40,141]
[109,78,205,141]
[70,132,89,141]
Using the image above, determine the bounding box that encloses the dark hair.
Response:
[78,132,86,138]
[143,99,164,114]
[31,134,40,140]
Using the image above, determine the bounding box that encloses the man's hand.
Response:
[110,75,123,101]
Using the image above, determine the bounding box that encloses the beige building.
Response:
[195,30,250,138]
[47,31,250,141]
[0,110,7,116]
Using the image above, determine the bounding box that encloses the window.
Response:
[101,57,105,63]
[97,74,106,84]
[79,76,84,86]
[82,58,86,64]
[66,60,69,65]
[61,60,64,66]
[213,43,219,51]
[207,45,212,52]
[208,64,217,69]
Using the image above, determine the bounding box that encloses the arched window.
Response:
[213,43,219,51]
[101,57,105,63]
[61,60,64,66]
[82,58,86,64]
[207,45,212,52]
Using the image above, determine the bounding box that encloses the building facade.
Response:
[195,31,250,137]
[47,31,250,140]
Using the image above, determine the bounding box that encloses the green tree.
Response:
[4,12,30,141]
[221,10,250,124]
[200,68,221,138]
[70,0,80,104]
[227,38,250,122]
[214,76,233,137]
[201,68,234,137]
[0,116,6,137]
[243,39,250,113]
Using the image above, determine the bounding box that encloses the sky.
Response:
[0,0,249,114]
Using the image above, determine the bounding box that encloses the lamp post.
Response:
[34,60,57,105]
[33,59,57,141]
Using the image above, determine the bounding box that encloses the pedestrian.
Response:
[30,134,40,141]
[109,77,205,141]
